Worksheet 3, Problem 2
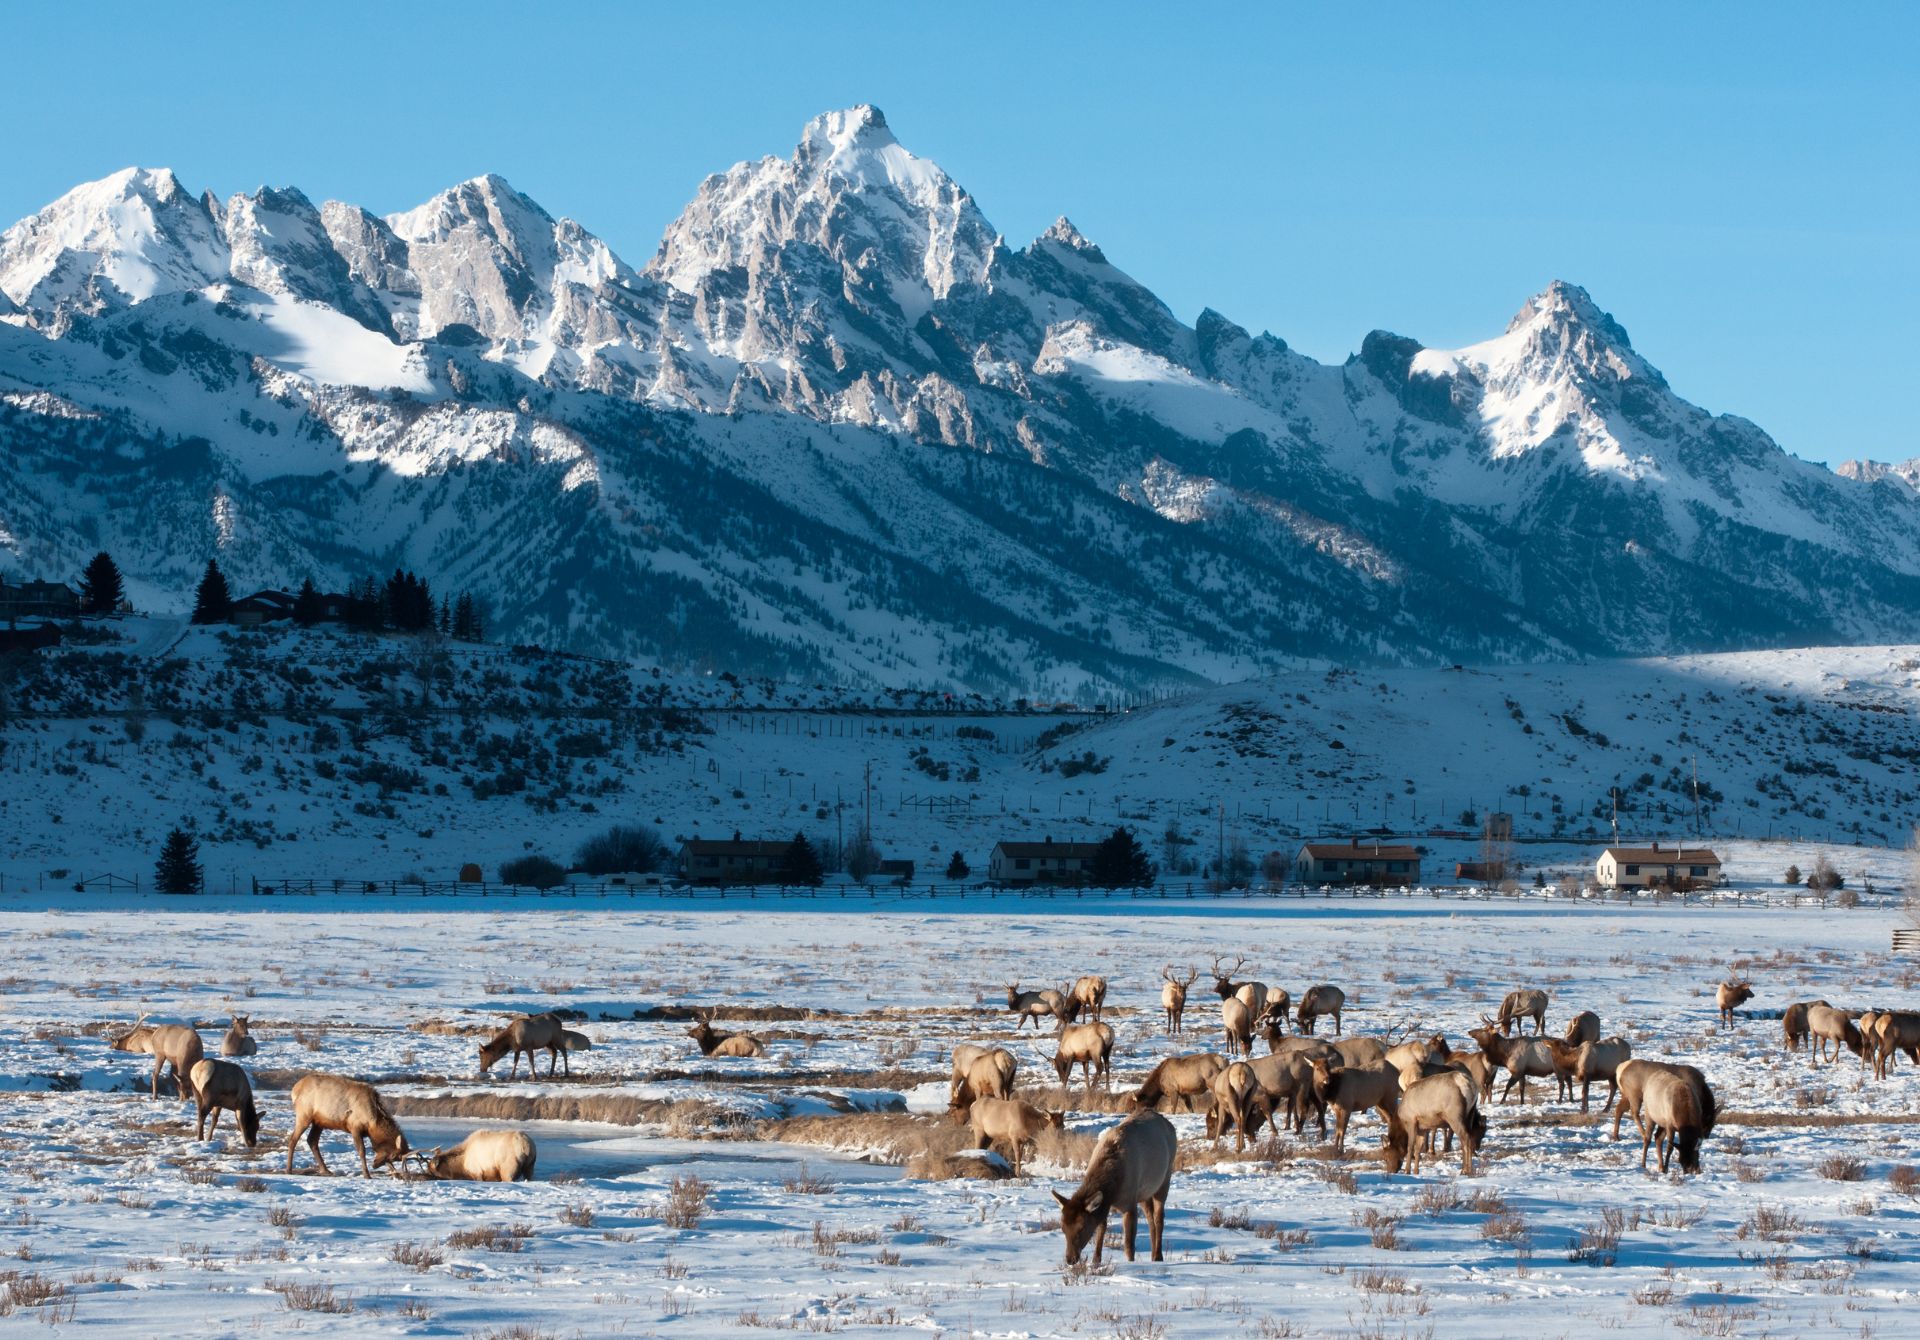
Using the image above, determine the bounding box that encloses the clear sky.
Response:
[6,3,1914,464]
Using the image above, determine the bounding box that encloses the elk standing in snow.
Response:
[1715,980,1754,1027]
[1161,966,1197,1035]
[1469,1017,1558,1104]
[1220,996,1255,1059]
[109,1014,205,1100]
[1128,1053,1225,1113]
[968,1096,1063,1176]
[425,1129,537,1182]
[1053,1109,1176,1266]
[285,1074,409,1177]
[1782,1000,1824,1052]
[1062,975,1109,1023]
[1639,1068,1717,1174]
[480,1012,573,1077]
[1562,1011,1600,1046]
[1296,984,1345,1035]
[220,1015,257,1058]
[1051,1022,1115,1090]
[1211,956,1270,1022]
[1206,1061,1260,1151]
[187,1059,259,1147]
[1572,1037,1632,1113]
[1496,988,1548,1036]
[1805,1003,1863,1065]
[1384,1071,1484,1176]
[1307,1056,1399,1153]
[1007,983,1068,1031]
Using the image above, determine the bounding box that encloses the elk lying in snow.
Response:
[1572,1037,1632,1112]
[1307,1056,1399,1153]
[1805,1003,1863,1065]
[285,1074,409,1177]
[1062,975,1109,1023]
[1129,1053,1225,1113]
[968,1096,1063,1176]
[1248,1051,1326,1137]
[1782,1000,1824,1052]
[1496,988,1548,1036]
[480,1012,573,1077]
[687,1012,767,1059]
[1007,983,1068,1031]
[1296,984,1345,1035]
[1161,966,1197,1035]
[1384,1071,1484,1176]
[109,1014,205,1100]
[1869,1011,1920,1079]
[220,1015,257,1058]
[1221,996,1255,1059]
[1562,1011,1600,1046]
[1211,955,1270,1021]
[1639,1068,1717,1174]
[425,1129,537,1182]
[949,1044,1017,1116]
[1206,1061,1260,1151]
[1053,1109,1176,1266]
[1052,1022,1115,1089]
[1469,1018,1558,1104]
[188,1059,259,1146]
[1715,980,1754,1027]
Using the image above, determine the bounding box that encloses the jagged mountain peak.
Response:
[1039,215,1101,255]
[796,103,895,159]
[1506,278,1636,351]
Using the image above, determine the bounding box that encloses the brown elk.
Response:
[1495,988,1548,1036]
[1129,1053,1225,1113]
[1249,1050,1328,1137]
[1468,1017,1558,1104]
[1307,1056,1399,1153]
[1384,1071,1484,1176]
[562,1029,593,1056]
[285,1074,409,1177]
[1062,975,1109,1023]
[1640,1068,1716,1174]
[1205,1061,1260,1151]
[1782,999,1824,1052]
[480,1012,572,1077]
[1384,1034,1449,1073]
[1221,996,1255,1059]
[187,1059,259,1146]
[1454,1050,1497,1102]
[425,1129,537,1182]
[969,1096,1064,1176]
[1540,1038,1583,1103]
[109,1014,205,1100]
[1869,1011,1920,1079]
[1161,966,1197,1035]
[1572,1037,1632,1113]
[1805,1003,1863,1065]
[220,1015,257,1058]
[1610,1059,1714,1153]
[1211,955,1269,1020]
[1051,1022,1115,1090]
[1562,1011,1600,1046]
[1053,1109,1177,1265]
[686,1011,767,1059]
[1715,980,1754,1027]
[1007,983,1068,1030]
[1331,1036,1387,1068]
[1297,984,1345,1035]
[949,1044,1018,1116]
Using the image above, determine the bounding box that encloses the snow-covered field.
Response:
[4,895,1919,1336]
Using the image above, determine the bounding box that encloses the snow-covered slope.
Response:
[1,108,1914,691]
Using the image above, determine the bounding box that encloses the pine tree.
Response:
[292,577,324,626]
[945,850,970,880]
[1088,826,1158,888]
[781,832,824,887]
[78,551,125,615]
[190,559,231,624]
[437,594,452,636]
[154,826,203,894]
[453,592,476,641]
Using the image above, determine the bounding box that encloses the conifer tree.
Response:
[78,551,125,614]
[154,826,203,894]
[190,559,231,624]
[781,832,824,887]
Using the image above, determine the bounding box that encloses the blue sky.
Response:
[6,4,1914,464]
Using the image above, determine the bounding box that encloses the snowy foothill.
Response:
[3,893,1920,1335]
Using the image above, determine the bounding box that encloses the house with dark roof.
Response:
[988,838,1103,886]
[1595,843,1721,889]
[1296,837,1422,886]
[0,578,78,619]
[677,837,793,885]
[231,589,297,626]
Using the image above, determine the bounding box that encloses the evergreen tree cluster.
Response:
[185,557,490,639]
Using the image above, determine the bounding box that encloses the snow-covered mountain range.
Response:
[4,106,1918,694]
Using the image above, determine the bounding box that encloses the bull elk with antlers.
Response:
[1161,966,1197,1035]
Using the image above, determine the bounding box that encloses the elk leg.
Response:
[356,1132,373,1177]
[307,1124,331,1176]
[1639,1120,1654,1170]
[1091,1210,1107,1266]
[151,1057,164,1099]
[286,1119,306,1173]
[207,1108,222,1139]
[196,1104,209,1140]
[1456,1118,1474,1176]
[1122,1204,1139,1262]
[1149,1187,1168,1261]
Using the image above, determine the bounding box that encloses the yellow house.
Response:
[1595,842,1721,889]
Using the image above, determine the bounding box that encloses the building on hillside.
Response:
[1296,837,1422,886]
[0,579,79,619]
[231,589,297,626]
[677,837,792,885]
[988,838,1103,886]
[1595,843,1722,889]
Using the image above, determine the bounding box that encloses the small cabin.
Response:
[677,838,792,886]
[1595,843,1721,889]
[1296,837,1422,886]
[988,838,1102,886]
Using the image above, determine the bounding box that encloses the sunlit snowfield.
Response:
[3,895,1918,1337]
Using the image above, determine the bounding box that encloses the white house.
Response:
[1595,842,1721,889]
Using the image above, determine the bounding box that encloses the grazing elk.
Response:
[1206,1061,1260,1151]
[1572,1037,1632,1113]
[1540,1038,1583,1103]
[1640,1068,1717,1174]
[1161,966,1198,1035]
[1610,1059,1715,1153]
[1307,1056,1400,1153]
[1496,988,1548,1036]
[1562,1011,1600,1046]
[949,1044,1018,1116]
[1782,1000,1824,1052]
[1221,996,1255,1059]
[1468,1017,1558,1104]
[220,1015,257,1058]
[109,1014,205,1100]
[480,1012,572,1077]
[1453,1050,1498,1102]
[1331,1036,1387,1068]
[1715,980,1754,1027]
[1053,1109,1177,1266]
[187,1059,259,1146]
[1007,983,1068,1031]
[1805,1003,1863,1065]
[1211,956,1270,1022]
[425,1129,537,1182]
[1052,1022,1116,1090]
[686,1011,767,1059]
[1248,1051,1325,1137]
[969,1096,1064,1176]
[1063,975,1109,1023]
[285,1074,409,1177]
[1870,1011,1920,1079]
[1384,1071,1484,1176]
[1296,984,1345,1035]
[1129,1053,1225,1113]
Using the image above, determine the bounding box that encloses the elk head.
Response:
[1211,955,1248,1000]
